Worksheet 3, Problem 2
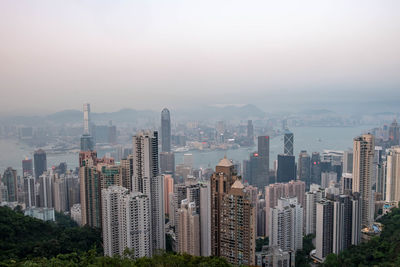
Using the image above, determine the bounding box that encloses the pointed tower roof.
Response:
[231,179,244,189]
[217,155,233,167]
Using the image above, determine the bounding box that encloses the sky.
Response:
[1,0,399,115]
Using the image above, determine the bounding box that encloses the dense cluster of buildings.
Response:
[1,103,400,267]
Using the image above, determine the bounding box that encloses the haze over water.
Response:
[0,125,372,175]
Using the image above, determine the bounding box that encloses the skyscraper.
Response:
[315,200,334,262]
[161,108,171,152]
[177,199,200,256]
[22,158,33,177]
[389,119,400,146]
[160,152,175,175]
[23,175,36,207]
[305,188,324,235]
[34,149,47,180]
[39,172,53,208]
[258,135,270,185]
[200,181,211,257]
[352,134,374,227]
[385,146,400,202]
[311,152,321,185]
[269,197,303,252]
[210,157,239,257]
[164,174,174,216]
[2,167,17,202]
[132,131,165,252]
[247,120,254,146]
[81,103,94,151]
[102,186,151,258]
[333,195,353,254]
[277,154,296,183]
[284,131,294,156]
[219,179,256,266]
[343,150,353,174]
[83,103,91,135]
[298,150,311,187]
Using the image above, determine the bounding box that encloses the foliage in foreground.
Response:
[0,206,102,262]
[1,250,232,267]
[323,206,400,267]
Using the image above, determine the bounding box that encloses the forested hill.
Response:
[0,207,231,267]
[324,205,400,266]
[0,206,102,262]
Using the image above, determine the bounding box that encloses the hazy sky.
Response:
[1,0,399,115]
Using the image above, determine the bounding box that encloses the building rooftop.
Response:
[217,156,233,167]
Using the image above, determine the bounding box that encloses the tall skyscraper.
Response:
[389,119,400,146]
[247,120,254,146]
[219,179,256,266]
[23,175,36,207]
[161,108,171,152]
[102,186,151,258]
[79,151,101,227]
[177,199,200,256]
[34,149,47,180]
[211,157,239,257]
[81,103,94,151]
[315,200,334,262]
[333,195,353,254]
[160,152,175,175]
[305,188,324,235]
[298,150,311,187]
[385,146,400,202]
[343,150,353,174]
[2,167,17,202]
[22,158,33,177]
[284,131,294,156]
[269,197,303,252]
[132,131,165,252]
[258,135,270,185]
[164,174,174,216]
[265,181,305,237]
[311,152,321,185]
[199,182,211,257]
[83,103,91,135]
[352,134,374,227]
[39,172,53,208]
[277,154,296,183]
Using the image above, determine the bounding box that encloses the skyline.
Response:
[1,0,400,115]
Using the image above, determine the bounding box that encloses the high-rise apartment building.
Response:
[177,199,200,256]
[284,131,294,156]
[164,174,174,216]
[199,181,211,257]
[161,108,171,152]
[39,172,53,208]
[23,175,36,207]
[102,186,151,258]
[265,181,305,237]
[352,134,375,227]
[34,149,47,180]
[269,197,303,252]
[219,179,256,266]
[305,188,324,235]
[132,131,165,252]
[211,157,239,257]
[315,199,334,262]
[343,150,353,174]
[385,146,400,202]
[333,195,353,254]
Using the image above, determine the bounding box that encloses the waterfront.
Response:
[0,125,374,176]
